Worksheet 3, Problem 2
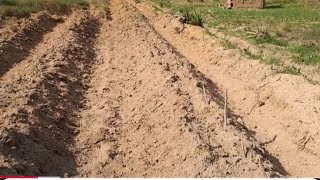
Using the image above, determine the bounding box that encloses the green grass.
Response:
[221,38,236,49]
[265,57,281,66]
[208,4,320,64]
[91,0,110,15]
[243,49,262,60]
[160,0,320,65]
[158,0,171,8]
[0,0,91,17]
[178,7,205,27]
[189,8,204,27]
[253,33,288,47]
[291,45,320,64]
[281,66,301,75]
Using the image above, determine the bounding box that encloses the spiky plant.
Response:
[179,7,191,23]
[190,9,204,27]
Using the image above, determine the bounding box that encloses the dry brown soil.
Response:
[0,0,319,177]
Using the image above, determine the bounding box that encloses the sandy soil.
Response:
[0,0,319,177]
[132,1,320,177]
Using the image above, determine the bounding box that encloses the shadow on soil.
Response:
[0,13,63,77]
[0,13,100,176]
[140,9,289,176]
[186,49,289,177]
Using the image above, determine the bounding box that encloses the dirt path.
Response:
[133,1,320,177]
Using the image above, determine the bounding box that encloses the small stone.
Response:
[64,173,70,178]
[258,101,265,107]
[83,73,89,79]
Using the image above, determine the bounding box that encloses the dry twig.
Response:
[202,83,207,104]
[224,89,228,127]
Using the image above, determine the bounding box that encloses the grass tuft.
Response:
[158,0,171,8]
[190,8,204,27]
[179,7,191,23]
[178,7,205,27]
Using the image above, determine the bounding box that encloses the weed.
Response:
[291,45,320,64]
[221,38,236,49]
[190,9,204,27]
[177,7,205,27]
[179,7,191,23]
[255,33,288,47]
[281,66,301,75]
[158,0,170,8]
[243,49,261,60]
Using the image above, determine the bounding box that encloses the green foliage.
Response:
[190,8,204,27]
[178,7,204,27]
[158,0,170,7]
[0,0,90,17]
[291,45,320,64]
[179,7,191,23]
[281,66,301,75]
[243,49,262,60]
[254,34,288,47]
[170,1,320,65]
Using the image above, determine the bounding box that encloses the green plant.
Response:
[179,7,191,23]
[0,0,90,17]
[158,0,170,7]
[243,49,262,60]
[291,45,320,64]
[190,9,204,27]
[281,66,301,75]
